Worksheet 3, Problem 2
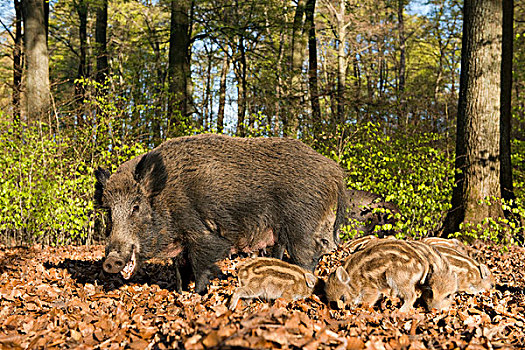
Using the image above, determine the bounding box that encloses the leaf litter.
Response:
[0,242,523,349]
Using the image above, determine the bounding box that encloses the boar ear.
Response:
[479,264,491,279]
[336,266,350,284]
[304,273,317,288]
[94,167,111,206]
[134,151,167,197]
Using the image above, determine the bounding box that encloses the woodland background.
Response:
[0,0,524,246]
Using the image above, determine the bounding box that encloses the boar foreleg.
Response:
[188,234,232,294]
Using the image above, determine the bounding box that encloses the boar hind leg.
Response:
[229,287,262,311]
[188,235,231,295]
[358,289,381,308]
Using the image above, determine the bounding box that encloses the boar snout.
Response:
[103,251,126,274]
[103,245,138,279]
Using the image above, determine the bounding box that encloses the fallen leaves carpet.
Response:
[0,242,523,349]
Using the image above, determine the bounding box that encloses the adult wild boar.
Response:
[346,189,400,236]
[95,134,348,294]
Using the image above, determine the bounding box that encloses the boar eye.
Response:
[132,204,140,214]
[321,238,329,246]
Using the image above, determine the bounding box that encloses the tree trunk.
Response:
[500,0,514,203]
[353,54,362,122]
[305,0,320,137]
[235,36,247,137]
[13,0,23,123]
[283,0,307,137]
[274,31,285,135]
[442,0,504,235]
[75,0,88,112]
[217,52,229,134]
[23,0,51,122]
[168,0,192,134]
[336,0,346,126]
[397,0,407,126]
[95,0,108,84]
[202,46,213,130]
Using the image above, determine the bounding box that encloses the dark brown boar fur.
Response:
[346,190,400,237]
[95,134,347,294]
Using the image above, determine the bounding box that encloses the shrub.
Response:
[334,122,455,239]
[0,114,147,246]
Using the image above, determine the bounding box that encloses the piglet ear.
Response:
[336,266,350,284]
[94,167,111,206]
[304,273,317,288]
[134,151,167,197]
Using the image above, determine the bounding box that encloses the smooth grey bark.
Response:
[23,0,51,121]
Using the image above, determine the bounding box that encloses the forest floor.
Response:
[0,240,524,349]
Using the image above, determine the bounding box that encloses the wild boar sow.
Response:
[95,134,347,293]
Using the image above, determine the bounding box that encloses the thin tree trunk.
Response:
[236,36,247,137]
[13,0,23,123]
[336,0,346,126]
[44,0,48,43]
[202,46,212,130]
[283,0,306,137]
[397,0,407,126]
[95,0,108,84]
[168,0,192,134]
[75,0,88,114]
[442,0,504,235]
[353,54,362,122]
[274,31,285,135]
[23,0,50,122]
[306,0,320,136]
[217,52,229,134]
[378,43,384,97]
[500,0,514,203]
[152,36,164,145]
[434,38,445,132]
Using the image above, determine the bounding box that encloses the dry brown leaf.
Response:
[202,331,221,348]
[346,336,365,350]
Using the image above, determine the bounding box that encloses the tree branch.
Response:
[0,18,16,42]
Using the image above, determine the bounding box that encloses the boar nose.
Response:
[103,252,125,274]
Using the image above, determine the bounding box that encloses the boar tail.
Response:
[333,182,348,244]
